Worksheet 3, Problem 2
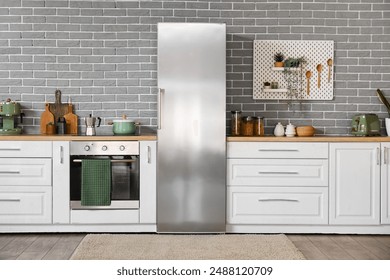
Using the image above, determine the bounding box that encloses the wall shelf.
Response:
[263,88,288,93]
[253,40,334,100]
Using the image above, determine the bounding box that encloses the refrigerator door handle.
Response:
[158,88,165,130]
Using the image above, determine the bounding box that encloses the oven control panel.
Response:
[70,141,139,156]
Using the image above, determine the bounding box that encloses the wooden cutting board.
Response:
[63,104,78,135]
[49,90,68,122]
[40,103,55,134]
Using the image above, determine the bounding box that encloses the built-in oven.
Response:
[70,141,139,210]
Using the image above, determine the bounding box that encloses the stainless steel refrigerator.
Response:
[157,23,226,233]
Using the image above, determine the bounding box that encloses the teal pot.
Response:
[112,119,137,135]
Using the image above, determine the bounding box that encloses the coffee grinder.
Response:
[0,98,24,135]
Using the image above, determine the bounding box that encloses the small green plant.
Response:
[284,56,307,68]
[274,52,285,62]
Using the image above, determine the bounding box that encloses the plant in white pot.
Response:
[376,89,390,136]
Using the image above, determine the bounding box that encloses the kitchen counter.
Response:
[227,135,390,142]
[0,134,157,141]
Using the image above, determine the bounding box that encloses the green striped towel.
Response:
[81,159,111,206]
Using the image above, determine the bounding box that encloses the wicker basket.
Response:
[296,126,315,137]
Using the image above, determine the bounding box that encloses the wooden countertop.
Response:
[227,135,390,142]
[0,134,157,141]
[2,134,390,142]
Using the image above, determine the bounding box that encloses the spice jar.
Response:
[254,117,264,136]
[231,111,242,136]
[241,116,254,136]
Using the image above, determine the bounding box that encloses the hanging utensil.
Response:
[376,89,390,117]
[327,58,333,83]
[316,64,322,88]
[305,70,312,95]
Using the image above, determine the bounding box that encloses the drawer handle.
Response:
[147,146,152,164]
[258,149,299,152]
[258,171,299,174]
[0,171,21,174]
[258,199,299,202]
[73,159,136,163]
[0,148,21,151]
[0,198,21,202]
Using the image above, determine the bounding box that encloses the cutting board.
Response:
[49,90,68,122]
[40,103,55,134]
[63,104,78,135]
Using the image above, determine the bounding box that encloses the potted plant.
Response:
[274,52,285,67]
[263,82,271,89]
[284,56,307,68]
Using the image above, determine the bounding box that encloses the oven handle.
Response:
[72,159,137,163]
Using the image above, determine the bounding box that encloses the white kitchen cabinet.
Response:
[329,143,380,225]
[139,141,157,224]
[0,141,53,224]
[227,186,328,225]
[0,186,52,224]
[52,141,70,224]
[227,142,329,226]
[0,141,52,157]
[381,143,390,224]
[227,158,328,187]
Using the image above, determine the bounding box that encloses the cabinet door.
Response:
[52,141,70,224]
[381,143,390,224]
[139,141,156,224]
[330,143,380,225]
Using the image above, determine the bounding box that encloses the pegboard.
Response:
[253,40,334,100]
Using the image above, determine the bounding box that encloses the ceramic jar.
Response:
[285,123,296,137]
[274,122,285,137]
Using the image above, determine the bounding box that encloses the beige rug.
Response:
[70,234,305,260]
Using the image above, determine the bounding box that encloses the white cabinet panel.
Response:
[227,159,328,187]
[71,210,139,224]
[0,186,52,224]
[381,143,390,224]
[0,141,52,157]
[227,142,328,159]
[227,186,328,224]
[139,141,156,224]
[0,158,52,186]
[52,141,70,224]
[330,143,380,225]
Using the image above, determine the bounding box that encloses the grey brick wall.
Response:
[0,0,389,135]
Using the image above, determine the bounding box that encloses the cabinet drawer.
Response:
[227,142,328,159]
[71,210,139,224]
[0,141,52,157]
[0,158,52,186]
[227,159,328,187]
[0,186,52,224]
[227,186,328,225]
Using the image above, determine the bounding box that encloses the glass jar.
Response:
[241,116,254,136]
[231,111,242,136]
[254,117,264,136]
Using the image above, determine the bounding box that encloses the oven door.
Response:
[70,155,140,210]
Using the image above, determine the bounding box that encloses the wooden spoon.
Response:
[327,58,333,83]
[305,70,312,95]
[316,64,322,88]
